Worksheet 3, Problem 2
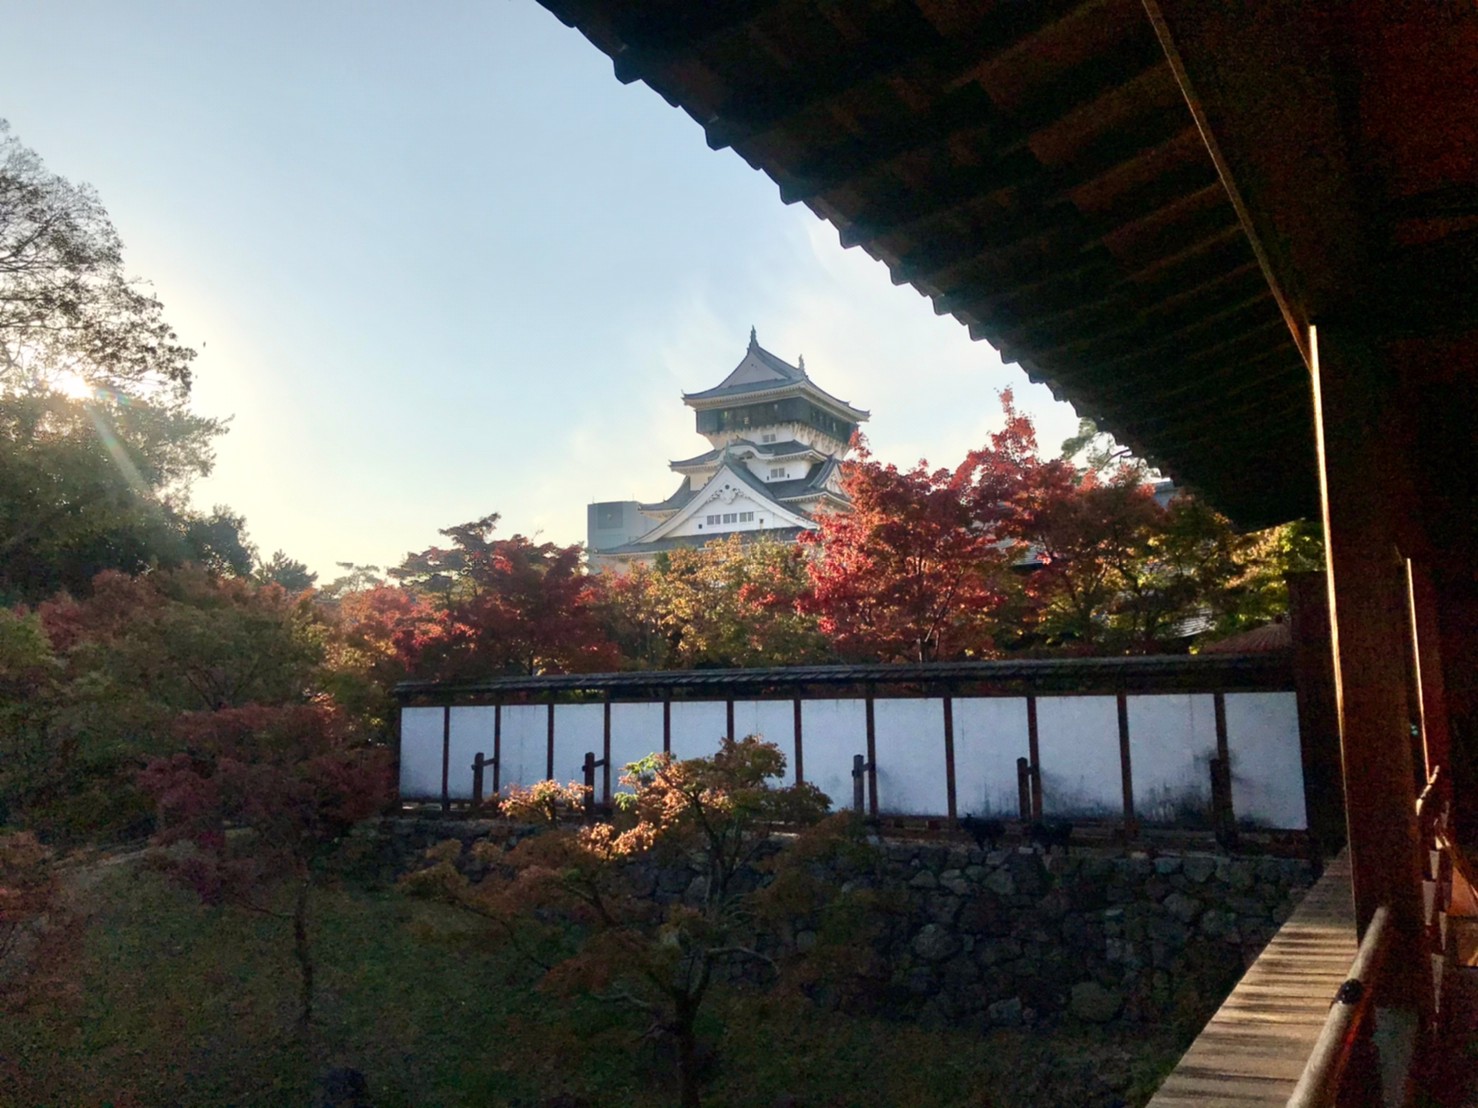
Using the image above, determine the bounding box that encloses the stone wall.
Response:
[364,819,1313,1032]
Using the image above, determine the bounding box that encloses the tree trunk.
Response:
[292,875,314,1034]
[673,993,703,1108]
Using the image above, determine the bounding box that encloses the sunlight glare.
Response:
[56,371,94,400]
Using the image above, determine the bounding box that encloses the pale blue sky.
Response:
[2,0,1082,576]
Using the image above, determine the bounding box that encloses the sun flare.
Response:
[56,371,94,400]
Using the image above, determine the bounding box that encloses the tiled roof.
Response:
[669,439,820,469]
[639,477,695,514]
[592,526,810,557]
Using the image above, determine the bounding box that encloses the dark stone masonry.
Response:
[366,819,1313,1032]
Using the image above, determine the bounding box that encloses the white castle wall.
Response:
[399,691,1308,830]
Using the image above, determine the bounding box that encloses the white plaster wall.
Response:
[1225,692,1307,829]
[800,699,868,813]
[447,706,497,801]
[665,487,776,538]
[1036,696,1124,818]
[953,698,1030,819]
[498,705,547,793]
[1126,695,1218,825]
[553,704,605,792]
[399,707,444,800]
[733,700,800,783]
[873,698,948,815]
[669,701,729,762]
[609,702,666,791]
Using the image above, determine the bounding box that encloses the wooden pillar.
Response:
[1405,562,1451,800]
[546,702,556,780]
[1311,324,1425,1011]
[1288,571,1345,858]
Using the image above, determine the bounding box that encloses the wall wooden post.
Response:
[602,700,613,804]
[440,705,451,813]
[546,702,556,780]
[1311,323,1426,1015]
[864,695,878,817]
[942,696,957,826]
[792,697,804,784]
[1116,692,1137,838]
[492,703,502,796]
[1026,694,1043,819]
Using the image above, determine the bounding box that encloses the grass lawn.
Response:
[0,861,1185,1107]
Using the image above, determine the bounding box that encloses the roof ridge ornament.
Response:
[798,354,805,375]
[749,325,758,348]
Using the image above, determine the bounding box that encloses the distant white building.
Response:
[588,329,869,571]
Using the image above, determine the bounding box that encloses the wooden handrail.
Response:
[1286,905,1393,1108]
[1416,764,1442,820]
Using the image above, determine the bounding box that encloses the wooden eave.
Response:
[538,0,1319,529]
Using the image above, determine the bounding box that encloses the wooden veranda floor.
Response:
[1147,851,1356,1106]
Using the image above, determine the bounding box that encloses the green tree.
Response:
[601,536,830,670]
[0,120,240,603]
[256,549,318,592]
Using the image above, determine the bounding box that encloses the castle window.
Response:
[769,467,786,479]
[739,511,754,522]
[761,433,776,443]
[722,512,737,524]
[706,514,720,525]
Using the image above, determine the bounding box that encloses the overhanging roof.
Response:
[536,0,1320,528]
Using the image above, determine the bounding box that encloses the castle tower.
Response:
[587,330,869,570]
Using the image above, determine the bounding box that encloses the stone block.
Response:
[1070,980,1124,1022]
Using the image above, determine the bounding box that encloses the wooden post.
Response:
[1211,693,1238,849]
[726,698,735,742]
[471,752,490,813]
[1026,694,1043,819]
[662,697,671,755]
[864,695,878,817]
[492,703,502,796]
[1311,323,1425,1015]
[852,754,866,815]
[546,702,556,780]
[440,705,451,814]
[1017,757,1032,821]
[602,700,613,804]
[942,696,957,826]
[583,751,597,820]
[792,697,804,784]
[1117,692,1136,838]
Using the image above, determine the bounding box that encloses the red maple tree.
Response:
[801,438,1017,663]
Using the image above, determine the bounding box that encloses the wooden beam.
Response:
[1140,0,1312,367]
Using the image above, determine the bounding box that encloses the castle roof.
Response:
[682,331,869,421]
[669,438,823,470]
